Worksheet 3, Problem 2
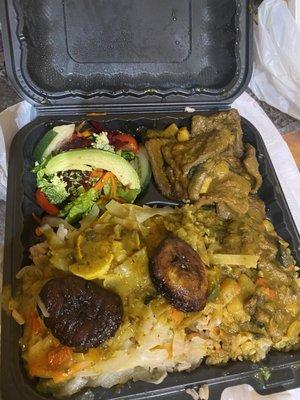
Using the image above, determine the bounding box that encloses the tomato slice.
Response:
[35,189,59,216]
[109,134,138,154]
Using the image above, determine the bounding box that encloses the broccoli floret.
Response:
[37,174,68,205]
[92,132,115,152]
[120,150,135,161]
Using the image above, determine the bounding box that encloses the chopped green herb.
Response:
[207,283,220,302]
[121,150,135,161]
[32,155,51,174]
[256,366,271,384]
[255,321,265,329]
[84,229,97,241]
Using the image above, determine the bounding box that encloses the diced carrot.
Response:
[255,277,268,287]
[35,226,43,237]
[213,326,220,335]
[168,307,185,324]
[164,343,173,357]
[27,312,42,334]
[262,287,276,301]
[29,364,52,379]
[186,332,199,341]
[28,346,73,379]
[109,175,117,199]
[94,172,113,192]
[47,346,72,369]
[32,315,42,334]
[97,195,109,206]
[78,129,92,138]
[256,278,276,300]
[90,169,104,178]
[112,196,126,204]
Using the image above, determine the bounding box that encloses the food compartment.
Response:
[2,112,300,400]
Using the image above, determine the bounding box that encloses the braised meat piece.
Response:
[243,144,262,193]
[191,109,244,157]
[145,138,173,199]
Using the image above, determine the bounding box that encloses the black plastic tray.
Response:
[1,0,299,398]
[2,113,300,400]
[0,0,252,111]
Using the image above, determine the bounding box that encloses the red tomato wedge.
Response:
[109,134,138,154]
[35,189,59,216]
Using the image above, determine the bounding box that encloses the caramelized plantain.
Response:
[149,238,208,312]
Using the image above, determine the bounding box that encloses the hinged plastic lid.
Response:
[0,0,252,112]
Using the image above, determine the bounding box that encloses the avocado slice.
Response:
[33,124,75,161]
[44,149,141,191]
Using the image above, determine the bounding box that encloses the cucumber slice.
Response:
[135,145,152,192]
[33,124,75,161]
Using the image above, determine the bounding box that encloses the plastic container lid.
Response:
[0,0,252,112]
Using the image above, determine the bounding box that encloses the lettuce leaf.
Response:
[59,189,98,223]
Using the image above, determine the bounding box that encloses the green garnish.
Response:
[207,283,220,302]
[121,150,135,161]
[256,366,271,384]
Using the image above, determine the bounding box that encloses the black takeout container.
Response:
[1,1,299,399]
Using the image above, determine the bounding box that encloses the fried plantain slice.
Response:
[149,238,208,312]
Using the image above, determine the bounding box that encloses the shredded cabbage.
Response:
[12,202,300,397]
[209,254,259,268]
[106,199,176,223]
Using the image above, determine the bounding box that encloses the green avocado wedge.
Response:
[43,149,141,193]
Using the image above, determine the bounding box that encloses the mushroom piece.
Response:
[38,275,123,351]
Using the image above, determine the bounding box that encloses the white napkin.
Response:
[0,101,35,200]
[249,0,300,120]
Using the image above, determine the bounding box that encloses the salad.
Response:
[33,120,151,223]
